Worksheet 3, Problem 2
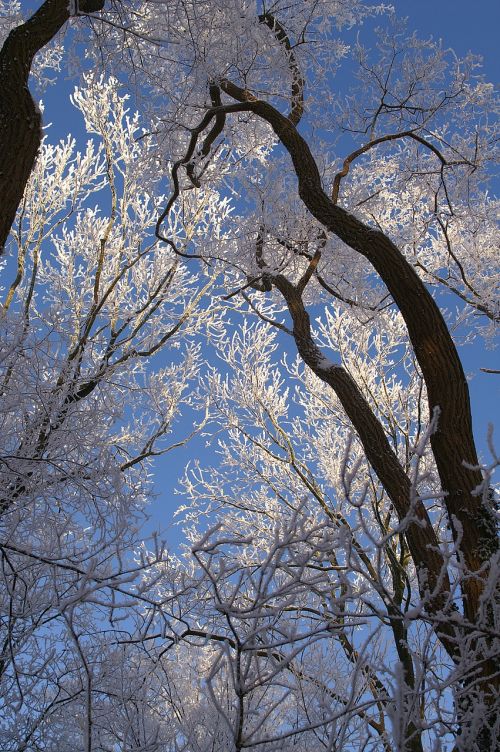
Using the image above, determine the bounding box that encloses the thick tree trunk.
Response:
[271,272,457,658]
[218,80,498,619]
[0,0,105,254]
[273,274,499,749]
[215,81,499,741]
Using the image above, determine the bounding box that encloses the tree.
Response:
[0,1,498,750]
[150,8,499,745]
[0,73,222,749]
[173,318,498,751]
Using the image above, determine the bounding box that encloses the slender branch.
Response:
[331,129,466,204]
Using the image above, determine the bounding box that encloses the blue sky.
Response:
[397,0,499,78]
[21,0,500,72]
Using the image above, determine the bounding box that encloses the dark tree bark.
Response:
[218,78,498,621]
[0,0,105,254]
[270,272,457,657]
[188,80,499,748]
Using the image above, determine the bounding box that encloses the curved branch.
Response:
[186,84,225,187]
[156,106,233,257]
[258,12,304,126]
[331,130,458,204]
[270,272,457,649]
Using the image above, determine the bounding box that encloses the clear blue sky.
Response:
[397,0,499,79]
[20,0,500,73]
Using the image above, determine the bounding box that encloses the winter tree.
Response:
[0,63,224,748]
[0,0,498,750]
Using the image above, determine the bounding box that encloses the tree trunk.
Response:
[0,0,105,253]
[219,81,498,617]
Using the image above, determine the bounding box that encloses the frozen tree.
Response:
[142,6,497,746]
[0,74,226,749]
[174,320,498,751]
[0,0,498,750]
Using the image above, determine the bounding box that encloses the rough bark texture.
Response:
[214,81,499,743]
[0,0,105,254]
[219,79,498,625]
[271,272,457,657]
